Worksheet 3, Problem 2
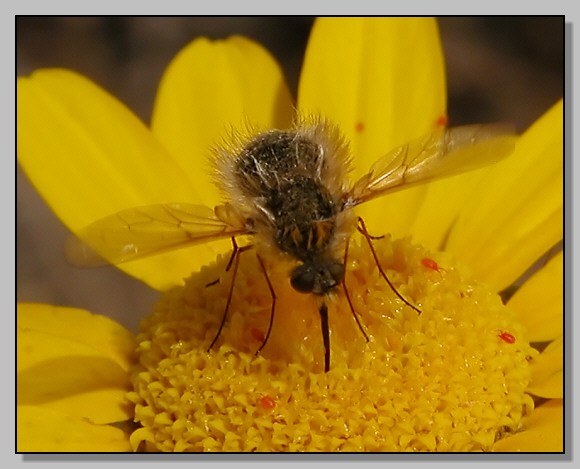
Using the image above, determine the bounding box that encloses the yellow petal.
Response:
[410,165,499,250]
[507,251,563,342]
[298,17,446,172]
[527,337,563,399]
[17,69,208,290]
[17,405,131,452]
[446,99,563,291]
[18,304,134,424]
[151,35,294,209]
[298,17,446,237]
[17,69,195,226]
[145,36,294,276]
[492,400,563,452]
[18,303,136,370]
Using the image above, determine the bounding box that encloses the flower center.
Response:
[127,235,536,452]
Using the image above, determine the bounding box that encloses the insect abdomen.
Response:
[234,130,323,196]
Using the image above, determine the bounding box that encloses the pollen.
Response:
[127,235,537,452]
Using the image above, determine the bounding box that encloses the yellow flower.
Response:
[17,18,563,452]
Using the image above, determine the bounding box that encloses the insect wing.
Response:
[65,203,249,267]
[346,124,517,207]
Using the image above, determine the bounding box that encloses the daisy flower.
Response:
[17,18,563,452]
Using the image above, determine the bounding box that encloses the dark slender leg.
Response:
[319,303,330,373]
[342,236,369,342]
[255,254,277,355]
[205,238,245,287]
[207,237,253,351]
[357,217,421,314]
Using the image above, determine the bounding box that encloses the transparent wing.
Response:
[346,124,517,207]
[65,203,250,267]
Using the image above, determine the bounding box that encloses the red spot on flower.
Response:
[250,328,265,343]
[258,395,276,410]
[498,331,516,344]
[436,115,448,127]
[355,121,365,133]
[421,258,440,272]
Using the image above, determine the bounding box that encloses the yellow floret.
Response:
[127,235,536,452]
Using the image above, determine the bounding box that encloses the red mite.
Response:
[250,327,265,343]
[436,115,449,127]
[498,331,516,344]
[258,395,276,410]
[421,258,440,272]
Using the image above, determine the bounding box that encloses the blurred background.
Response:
[16,17,564,331]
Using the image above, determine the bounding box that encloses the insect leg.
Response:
[319,302,331,373]
[254,255,277,356]
[204,238,244,287]
[342,236,369,342]
[207,237,253,351]
[357,217,421,314]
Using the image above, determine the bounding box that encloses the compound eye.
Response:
[291,265,315,293]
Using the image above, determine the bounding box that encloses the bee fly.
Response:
[66,117,516,372]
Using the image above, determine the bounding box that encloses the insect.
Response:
[66,117,516,372]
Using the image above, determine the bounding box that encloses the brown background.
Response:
[16,17,564,331]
